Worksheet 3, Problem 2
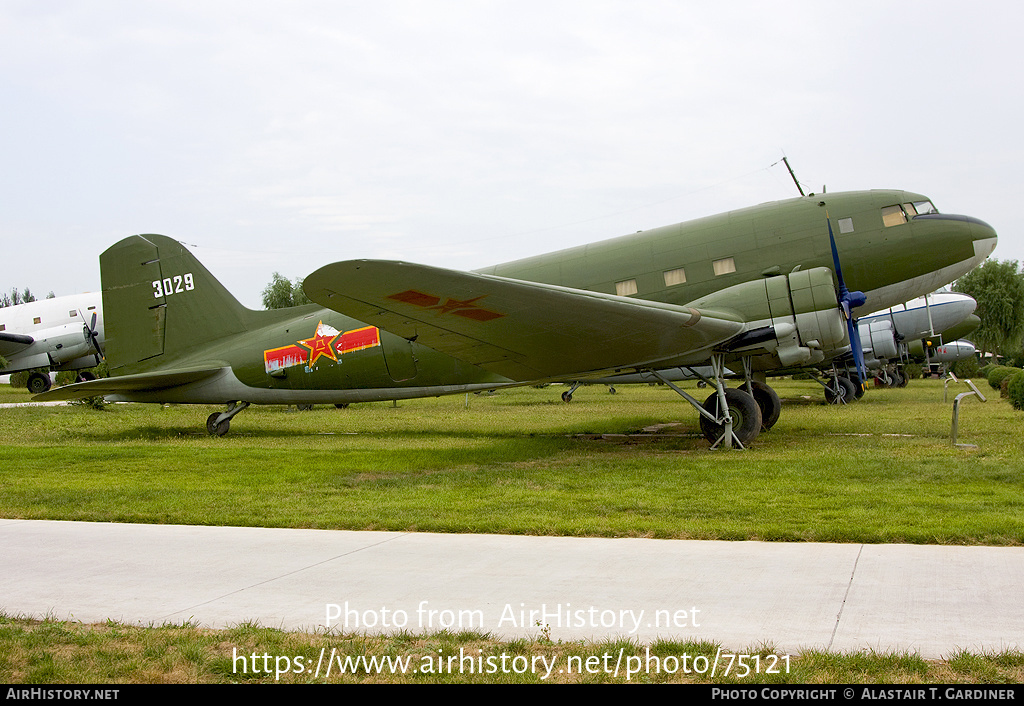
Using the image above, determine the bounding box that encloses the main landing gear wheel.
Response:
[699,388,762,446]
[738,380,781,431]
[561,390,573,403]
[206,412,230,436]
[825,376,857,404]
[850,375,866,399]
[27,372,51,394]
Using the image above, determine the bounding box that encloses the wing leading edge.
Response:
[304,260,747,381]
[0,331,35,358]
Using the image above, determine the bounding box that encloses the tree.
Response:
[261,273,311,309]
[953,259,1024,360]
[0,287,38,308]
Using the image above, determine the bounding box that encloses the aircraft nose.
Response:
[968,216,998,259]
[915,212,997,259]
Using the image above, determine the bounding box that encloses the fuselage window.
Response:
[881,205,907,227]
[0,324,5,332]
[33,317,41,325]
[615,279,638,296]
[838,217,854,233]
[712,257,736,276]
[69,310,77,317]
[663,267,687,286]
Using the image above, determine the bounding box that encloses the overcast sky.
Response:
[2,1,1020,308]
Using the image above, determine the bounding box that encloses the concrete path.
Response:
[1,518,1020,658]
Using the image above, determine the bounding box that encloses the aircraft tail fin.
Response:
[100,234,254,374]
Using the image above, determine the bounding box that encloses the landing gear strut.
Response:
[824,375,857,404]
[650,354,762,448]
[206,401,250,436]
[561,381,583,403]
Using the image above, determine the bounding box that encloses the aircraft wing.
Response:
[0,331,34,358]
[304,261,747,381]
[31,367,224,402]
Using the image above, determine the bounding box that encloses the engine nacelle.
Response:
[33,323,94,364]
[860,319,899,361]
[686,267,848,368]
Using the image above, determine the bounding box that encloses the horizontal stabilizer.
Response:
[32,367,224,402]
[304,261,746,380]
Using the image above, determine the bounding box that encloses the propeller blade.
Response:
[826,214,868,387]
[79,309,104,363]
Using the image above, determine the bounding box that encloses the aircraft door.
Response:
[381,333,418,382]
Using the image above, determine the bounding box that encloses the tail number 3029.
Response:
[152,273,196,298]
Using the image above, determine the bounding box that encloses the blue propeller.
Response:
[827,214,868,389]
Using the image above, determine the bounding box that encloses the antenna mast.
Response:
[782,156,805,197]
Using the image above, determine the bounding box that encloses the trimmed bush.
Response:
[987,366,1019,390]
[1007,371,1024,410]
[952,356,980,379]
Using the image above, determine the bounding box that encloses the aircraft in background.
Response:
[820,291,979,399]
[36,189,997,446]
[0,293,104,393]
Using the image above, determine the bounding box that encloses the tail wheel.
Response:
[738,380,781,431]
[699,388,762,446]
[206,413,229,436]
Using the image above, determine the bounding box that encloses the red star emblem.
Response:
[297,321,340,368]
[387,290,504,321]
[426,295,488,315]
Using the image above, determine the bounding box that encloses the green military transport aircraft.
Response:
[35,189,997,446]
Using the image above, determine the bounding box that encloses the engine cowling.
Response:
[685,267,848,368]
[860,319,899,361]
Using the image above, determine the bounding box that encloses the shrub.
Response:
[986,366,1019,390]
[1007,371,1024,410]
[952,356,980,379]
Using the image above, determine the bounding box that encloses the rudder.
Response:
[101,234,250,374]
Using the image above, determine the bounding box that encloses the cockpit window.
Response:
[884,201,938,226]
[881,205,907,227]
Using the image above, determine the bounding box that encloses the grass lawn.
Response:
[3,377,1022,684]
[1,377,1021,544]
[3,613,1023,683]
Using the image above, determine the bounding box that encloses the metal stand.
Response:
[950,377,986,448]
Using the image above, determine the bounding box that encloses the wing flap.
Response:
[32,367,224,402]
[304,261,746,380]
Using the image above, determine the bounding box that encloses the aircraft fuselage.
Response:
[56,189,999,408]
